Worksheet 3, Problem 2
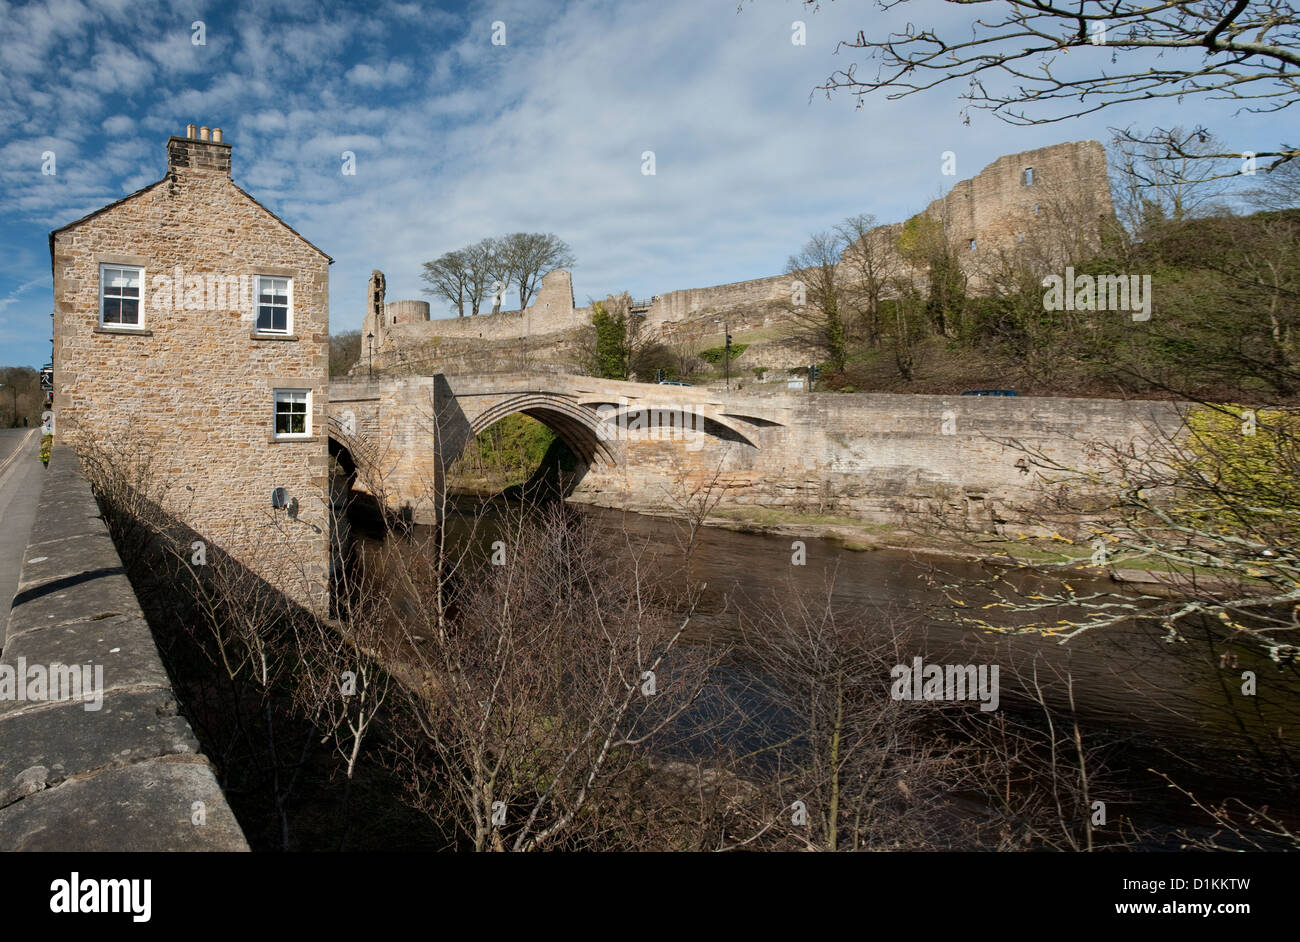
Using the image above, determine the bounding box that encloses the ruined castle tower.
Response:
[928,140,1115,283]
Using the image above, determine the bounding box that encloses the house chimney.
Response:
[168,123,232,177]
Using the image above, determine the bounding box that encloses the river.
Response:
[352,493,1300,848]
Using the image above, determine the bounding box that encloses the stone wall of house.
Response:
[50,128,331,610]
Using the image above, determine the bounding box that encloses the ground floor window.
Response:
[274,388,310,437]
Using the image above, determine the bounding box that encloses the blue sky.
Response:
[0,0,1281,367]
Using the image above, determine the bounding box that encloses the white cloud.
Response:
[344,62,412,88]
[0,277,43,314]
[101,114,134,135]
[0,0,1279,367]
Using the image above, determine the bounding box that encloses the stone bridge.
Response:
[328,372,1182,528]
[327,372,785,520]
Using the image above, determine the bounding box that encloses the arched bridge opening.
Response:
[451,395,618,502]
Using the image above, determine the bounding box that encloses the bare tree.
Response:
[837,213,898,349]
[727,591,955,850]
[421,249,471,318]
[1110,127,1237,238]
[498,232,575,312]
[385,500,725,850]
[462,238,498,317]
[1247,157,1300,210]
[783,229,849,373]
[423,234,574,317]
[806,0,1298,186]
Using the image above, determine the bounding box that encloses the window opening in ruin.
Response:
[274,388,310,437]
[255,275,292,333]
[1023,167,1034,185]
[99,264,144,328]
[1034,204,1040,216]
[969,239,977,250]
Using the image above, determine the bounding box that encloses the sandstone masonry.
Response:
[49,125,332,610]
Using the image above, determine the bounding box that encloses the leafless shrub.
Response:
[381,498,731,850]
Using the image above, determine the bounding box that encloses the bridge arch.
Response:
[327,414,383,490]
[468,393,620,467]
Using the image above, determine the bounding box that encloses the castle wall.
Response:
[929,140,1113,274]
[366,140,1116,374]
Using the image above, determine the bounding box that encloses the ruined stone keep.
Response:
[49,125,332,610]
[362,140,1116,377]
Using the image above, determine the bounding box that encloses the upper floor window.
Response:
[1023,167,1035,186]
[100,264,143,328]
[255,276,292,333]
[273,388,310,438]
[969,239,977,251]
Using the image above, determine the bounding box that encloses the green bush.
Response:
[699,343,748,365]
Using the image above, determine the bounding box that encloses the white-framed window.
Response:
[255,275,292,333]
[99,264,144,328]
[273,388,310,438]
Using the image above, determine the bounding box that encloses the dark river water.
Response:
[356,494,1300,846]
[562,505,1296,748]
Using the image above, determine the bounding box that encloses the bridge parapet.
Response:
[0,448,248,850]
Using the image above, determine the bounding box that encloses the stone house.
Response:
[48,125,332,610]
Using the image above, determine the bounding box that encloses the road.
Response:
[0,428,44,635]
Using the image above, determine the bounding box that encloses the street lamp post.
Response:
[724,323,732,391]
[366,332,374,381]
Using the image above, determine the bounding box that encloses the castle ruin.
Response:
[361,140,1114,377]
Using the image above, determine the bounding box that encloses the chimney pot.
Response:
[212,128,223,143]
[199,126,210,141]
[186,123,196,139]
